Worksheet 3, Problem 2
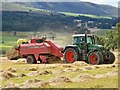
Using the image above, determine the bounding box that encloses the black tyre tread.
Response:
[88,51,103,65]
[108,52,115,64]
[27,55,37,64]
[64,48,78,63]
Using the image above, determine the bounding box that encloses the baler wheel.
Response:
[64,48,78,63]
[27,55,37,64]
[88,51,103,65]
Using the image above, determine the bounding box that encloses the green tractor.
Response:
[64,33,115,65]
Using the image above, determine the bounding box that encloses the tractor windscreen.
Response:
[73,36,85,44]
[87,36,94,44]
[73,36,95,44]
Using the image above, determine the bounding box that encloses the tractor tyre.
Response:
[26,55,37,64]
[104,52,115,64]
[64,48,78,63]
[88,51,103,65]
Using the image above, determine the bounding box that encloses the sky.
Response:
[2,0,119,7]
[80,0,119,7]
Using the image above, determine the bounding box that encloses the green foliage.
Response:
[105,30,118,50]
[94,23,119,51]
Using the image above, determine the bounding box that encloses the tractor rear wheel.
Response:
[64,48,78,63]
[104,52,115,64]
[27,55,37,64]
[88,51,103,65]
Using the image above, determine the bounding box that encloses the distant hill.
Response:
[19,2,118,17]
[2,2,118,32]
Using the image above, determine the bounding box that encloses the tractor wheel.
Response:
[88,51,103,65]
[104,52,115,64]
[26,55,37,64]
[64,48,78,63]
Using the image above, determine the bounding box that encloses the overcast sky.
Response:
[80,0,119,7]
[2,0,119,7]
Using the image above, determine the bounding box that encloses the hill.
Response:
[19,2,118,17]
[2,2,118,32]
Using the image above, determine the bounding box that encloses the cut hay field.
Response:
[0,55,119,88]
[0,31,119,88]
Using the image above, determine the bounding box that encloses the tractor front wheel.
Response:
[64,48,78,63]
[88,51,103,65]
[26,55,37,64]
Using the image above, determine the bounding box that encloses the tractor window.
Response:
[87,37,93,44]
[73,37,85,44]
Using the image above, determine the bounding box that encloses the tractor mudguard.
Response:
[64,45,79,53]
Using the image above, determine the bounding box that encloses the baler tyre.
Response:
[104,52,115,64]
[88,51,103,65]
[27,55,37,64]
[64,48,78,63]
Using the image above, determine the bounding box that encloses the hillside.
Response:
[19,2,118,17]
[2,2,118,32]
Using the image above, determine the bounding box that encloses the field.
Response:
[0,31,119,88]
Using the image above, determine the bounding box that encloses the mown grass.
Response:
[1,59,118,87]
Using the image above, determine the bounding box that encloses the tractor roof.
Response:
[72,34,93,37]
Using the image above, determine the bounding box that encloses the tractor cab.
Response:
[72,34,95,45]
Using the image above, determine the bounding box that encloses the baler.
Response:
[7,38,63,64]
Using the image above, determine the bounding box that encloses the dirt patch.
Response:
[49,76,72,84]
[2,71,18,79]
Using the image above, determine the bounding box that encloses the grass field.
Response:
[59,12,112,19]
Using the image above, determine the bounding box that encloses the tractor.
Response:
[64,33,115,65]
